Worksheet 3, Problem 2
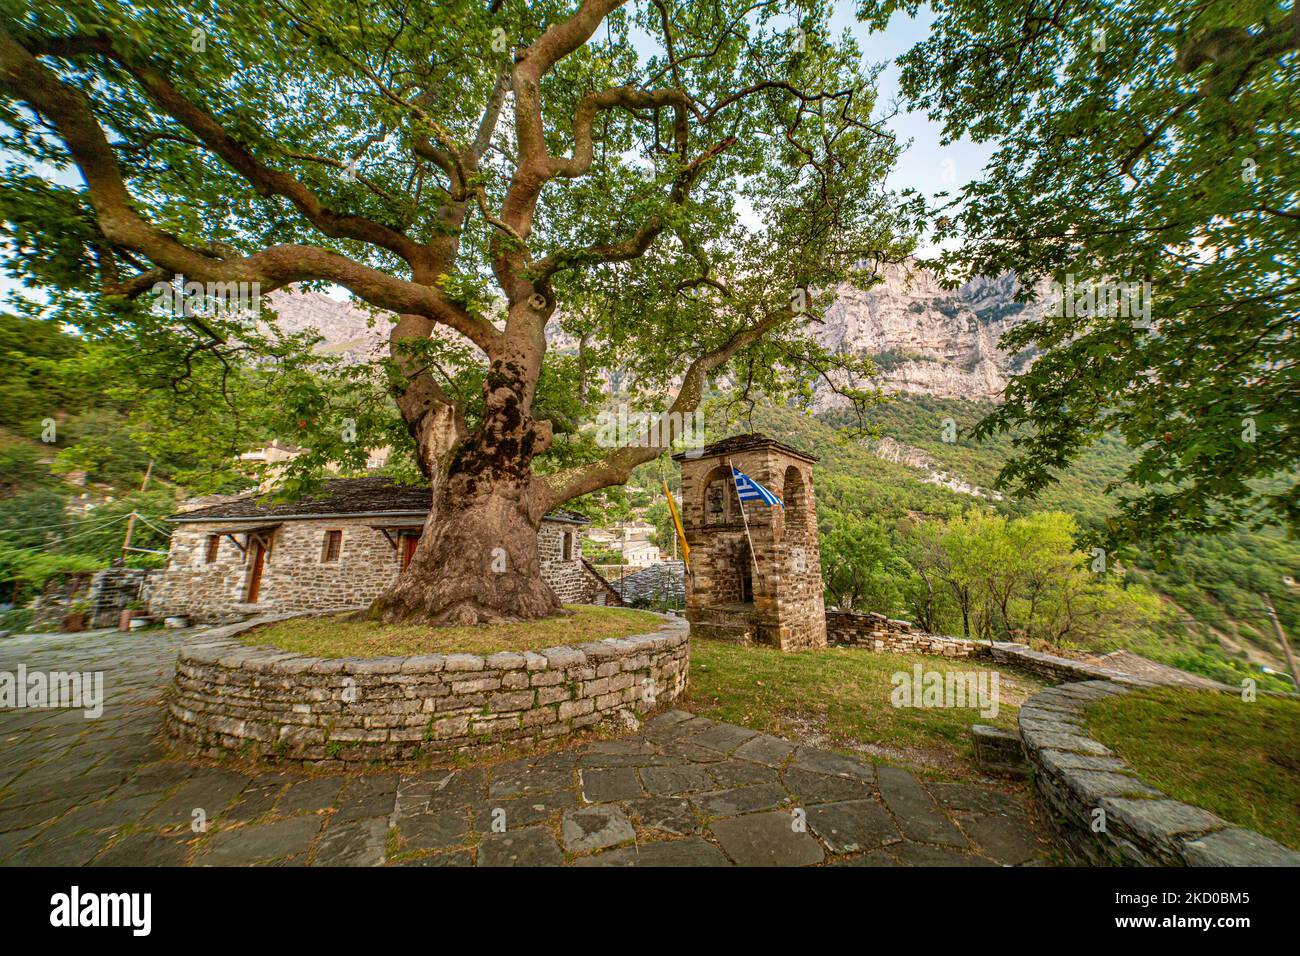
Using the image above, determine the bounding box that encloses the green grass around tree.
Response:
[685,638,1046,781]
[244,605,665,658]
[1088,688,1300,851]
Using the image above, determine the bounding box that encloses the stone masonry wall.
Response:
[151,517,588,623]
[772,456,826,651]
[826,611,977,657]
[166,615,689,767]
[536,521,587,603]
[1021,680,1300,866]
[824,611,1194,680]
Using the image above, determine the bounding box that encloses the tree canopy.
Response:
[0,0,916,621]
[861,0,1300,546]
[1,0,911,497]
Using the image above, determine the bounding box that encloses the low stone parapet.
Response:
[1019,680,1300,866]
[825,611,976,657]
[970,724,1029,778]
[986,644,1139,685]
[826,611,1190,686]
[165,613,689,768]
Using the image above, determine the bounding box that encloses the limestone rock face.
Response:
[262,288,389,363]
[261,261,1049,404]
[817,261,1047,403]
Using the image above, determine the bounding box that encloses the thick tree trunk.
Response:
[370,473,562,626]
[372,345,562,626]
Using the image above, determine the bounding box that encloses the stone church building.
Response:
[150,477,607,623]
[673,434,826,651]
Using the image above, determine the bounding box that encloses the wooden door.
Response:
[247,540,266,603]
[402,533,420,570]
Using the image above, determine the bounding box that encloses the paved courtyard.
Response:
[0,627,1058,866]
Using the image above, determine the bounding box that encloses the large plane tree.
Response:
[0,0,909,624]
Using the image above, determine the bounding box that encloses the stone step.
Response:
[970,724,1029,778]
[689,621,753,644]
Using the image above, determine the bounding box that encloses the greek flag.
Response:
[731,466,783,507]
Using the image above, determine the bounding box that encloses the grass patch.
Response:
[685,639,1045,780]
[245,605,665,658]
[1088,687,1300,850]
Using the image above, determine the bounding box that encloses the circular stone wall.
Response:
[166,614,689,767]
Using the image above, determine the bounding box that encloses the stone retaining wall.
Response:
[985,645,1141,685]
[1020,680,1300,866]
[166,614,689,768]
[825,611,977,657]
[825,611,1197,687]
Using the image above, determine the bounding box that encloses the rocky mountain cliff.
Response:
[262,289,390,362]
[264,259,1045,402]
[819,262,1044,402]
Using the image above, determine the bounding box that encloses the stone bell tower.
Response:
[672,434,826,651]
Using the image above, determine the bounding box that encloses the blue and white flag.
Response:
[731,466,783,507]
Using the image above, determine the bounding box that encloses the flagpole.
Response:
[728,457,763,596]
[662,478,692,604]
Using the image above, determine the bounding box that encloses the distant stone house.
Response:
[622,540,662,567]
[150,477,605,623]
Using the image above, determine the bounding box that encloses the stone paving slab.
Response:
[625,797,700,836]
[573,838,730,867]
[397,808,469,852]
[0,626,1057,867]
[561,805,635,854]
[191,815,323,866]
[314,816,388,867]
[710,810,825,866]
[706,758,779,789]
[781,766,875,805]
[806,799,900,854]
[477,826,564,867]
[639,765,712,795]
[580,766,643,803]
[877,766,969,848]
[733,734,795,767]
[471,790,580,832]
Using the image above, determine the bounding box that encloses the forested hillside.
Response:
[0,310,321,629]
[746,398,1299,692]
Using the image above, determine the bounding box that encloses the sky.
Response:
[1,2,991,310]
[831,2,991,217]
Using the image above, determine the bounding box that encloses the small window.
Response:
[322,530,343,562]
[562,532,574,561]
[205,535,220,564]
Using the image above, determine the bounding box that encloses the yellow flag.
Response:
[662,478,690,573]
